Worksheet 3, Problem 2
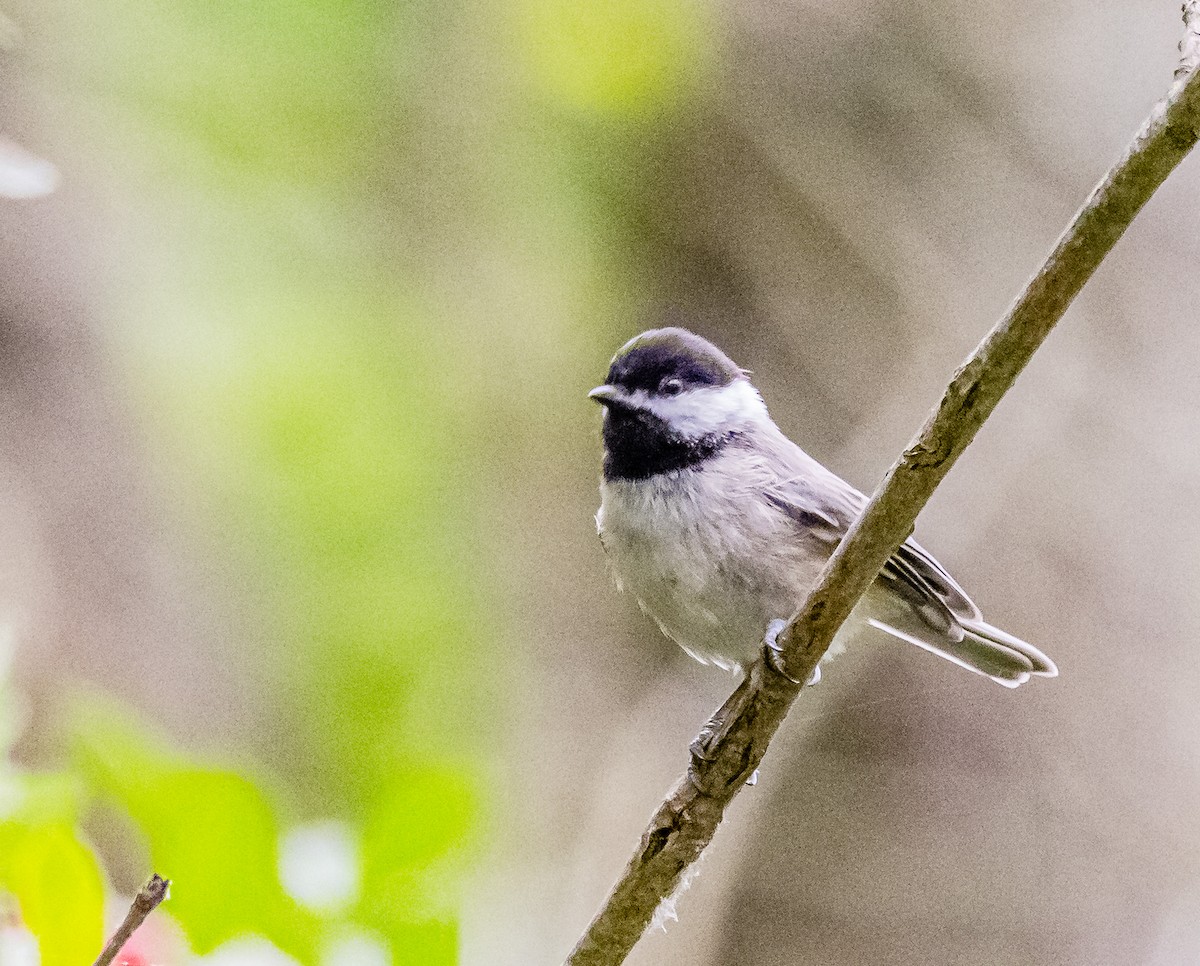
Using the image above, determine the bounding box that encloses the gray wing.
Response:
[762,470,1056,684]
[763,473,977,638]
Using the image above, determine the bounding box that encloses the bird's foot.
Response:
[762,618,820,687]
[688,669,757,776]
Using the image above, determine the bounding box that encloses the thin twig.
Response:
[1178,1,1200,78]
[92,874,170,966]
[565,17,1200,966]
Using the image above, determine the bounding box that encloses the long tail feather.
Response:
[965,620,1058,676]
[867,617,1057,688]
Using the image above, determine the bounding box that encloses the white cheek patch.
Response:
[628,380,768,438]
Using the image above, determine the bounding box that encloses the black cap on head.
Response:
[605,328,745,395]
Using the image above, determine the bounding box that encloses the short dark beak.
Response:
[588,385,623,406]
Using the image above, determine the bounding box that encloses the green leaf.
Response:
[70,698,318,959]
[0,822,105,966]
[358,764,476,950]
[362,768,475,873]
[388,920,457,966]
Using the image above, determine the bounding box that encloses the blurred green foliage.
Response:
[0,821,104,965]
[520,0,712,113]
[0,758,103,966]
[1,0,713,958]
[71,699,319,957]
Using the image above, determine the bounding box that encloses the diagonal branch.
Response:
[565,17,1200,966]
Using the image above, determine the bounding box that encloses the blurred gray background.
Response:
[2,0,1199,963]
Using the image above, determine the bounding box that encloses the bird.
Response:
[589,326,1057,688]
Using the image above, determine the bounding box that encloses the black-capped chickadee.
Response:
[590,327,1057,688]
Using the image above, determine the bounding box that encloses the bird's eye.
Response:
[661,378,683,396]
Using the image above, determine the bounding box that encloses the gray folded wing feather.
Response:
[762,470,1055,683]
[762,474,979,640]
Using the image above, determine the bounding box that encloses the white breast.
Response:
[596,451,825,670]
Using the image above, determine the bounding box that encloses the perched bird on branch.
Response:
[591,327,1057,688]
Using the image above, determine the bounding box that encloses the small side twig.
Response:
[1178,1,1200,78]
[92,874,170,966]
